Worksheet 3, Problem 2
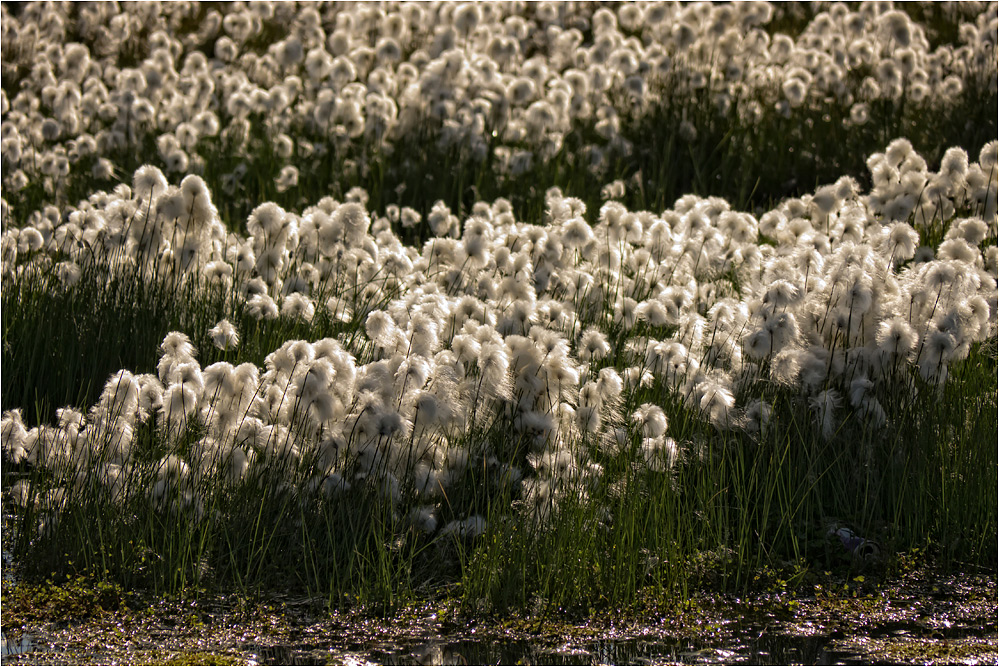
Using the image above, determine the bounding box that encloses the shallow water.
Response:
[237,634,871,665]
[1,633,34,662]
[2,627,991,666]
[229,615,993,666]
[3,573,996,666]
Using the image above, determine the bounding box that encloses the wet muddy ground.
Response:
[2,571,996,665]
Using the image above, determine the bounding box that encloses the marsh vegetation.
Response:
[1,1,996,629]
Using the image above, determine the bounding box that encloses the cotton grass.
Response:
[2,1,996,613]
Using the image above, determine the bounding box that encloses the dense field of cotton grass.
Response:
[1,1,997,613]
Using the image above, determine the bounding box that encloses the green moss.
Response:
[2,575,127,625]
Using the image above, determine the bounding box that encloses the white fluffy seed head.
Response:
[209,319,239,351]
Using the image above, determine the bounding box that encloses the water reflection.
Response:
[1,632,34,660]
[4,619,996,666]
[240,632,876,666]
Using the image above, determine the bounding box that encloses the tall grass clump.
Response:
[2,2,997,614]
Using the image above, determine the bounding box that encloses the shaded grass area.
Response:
[0,254,379,426]
[624,71,998,214]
